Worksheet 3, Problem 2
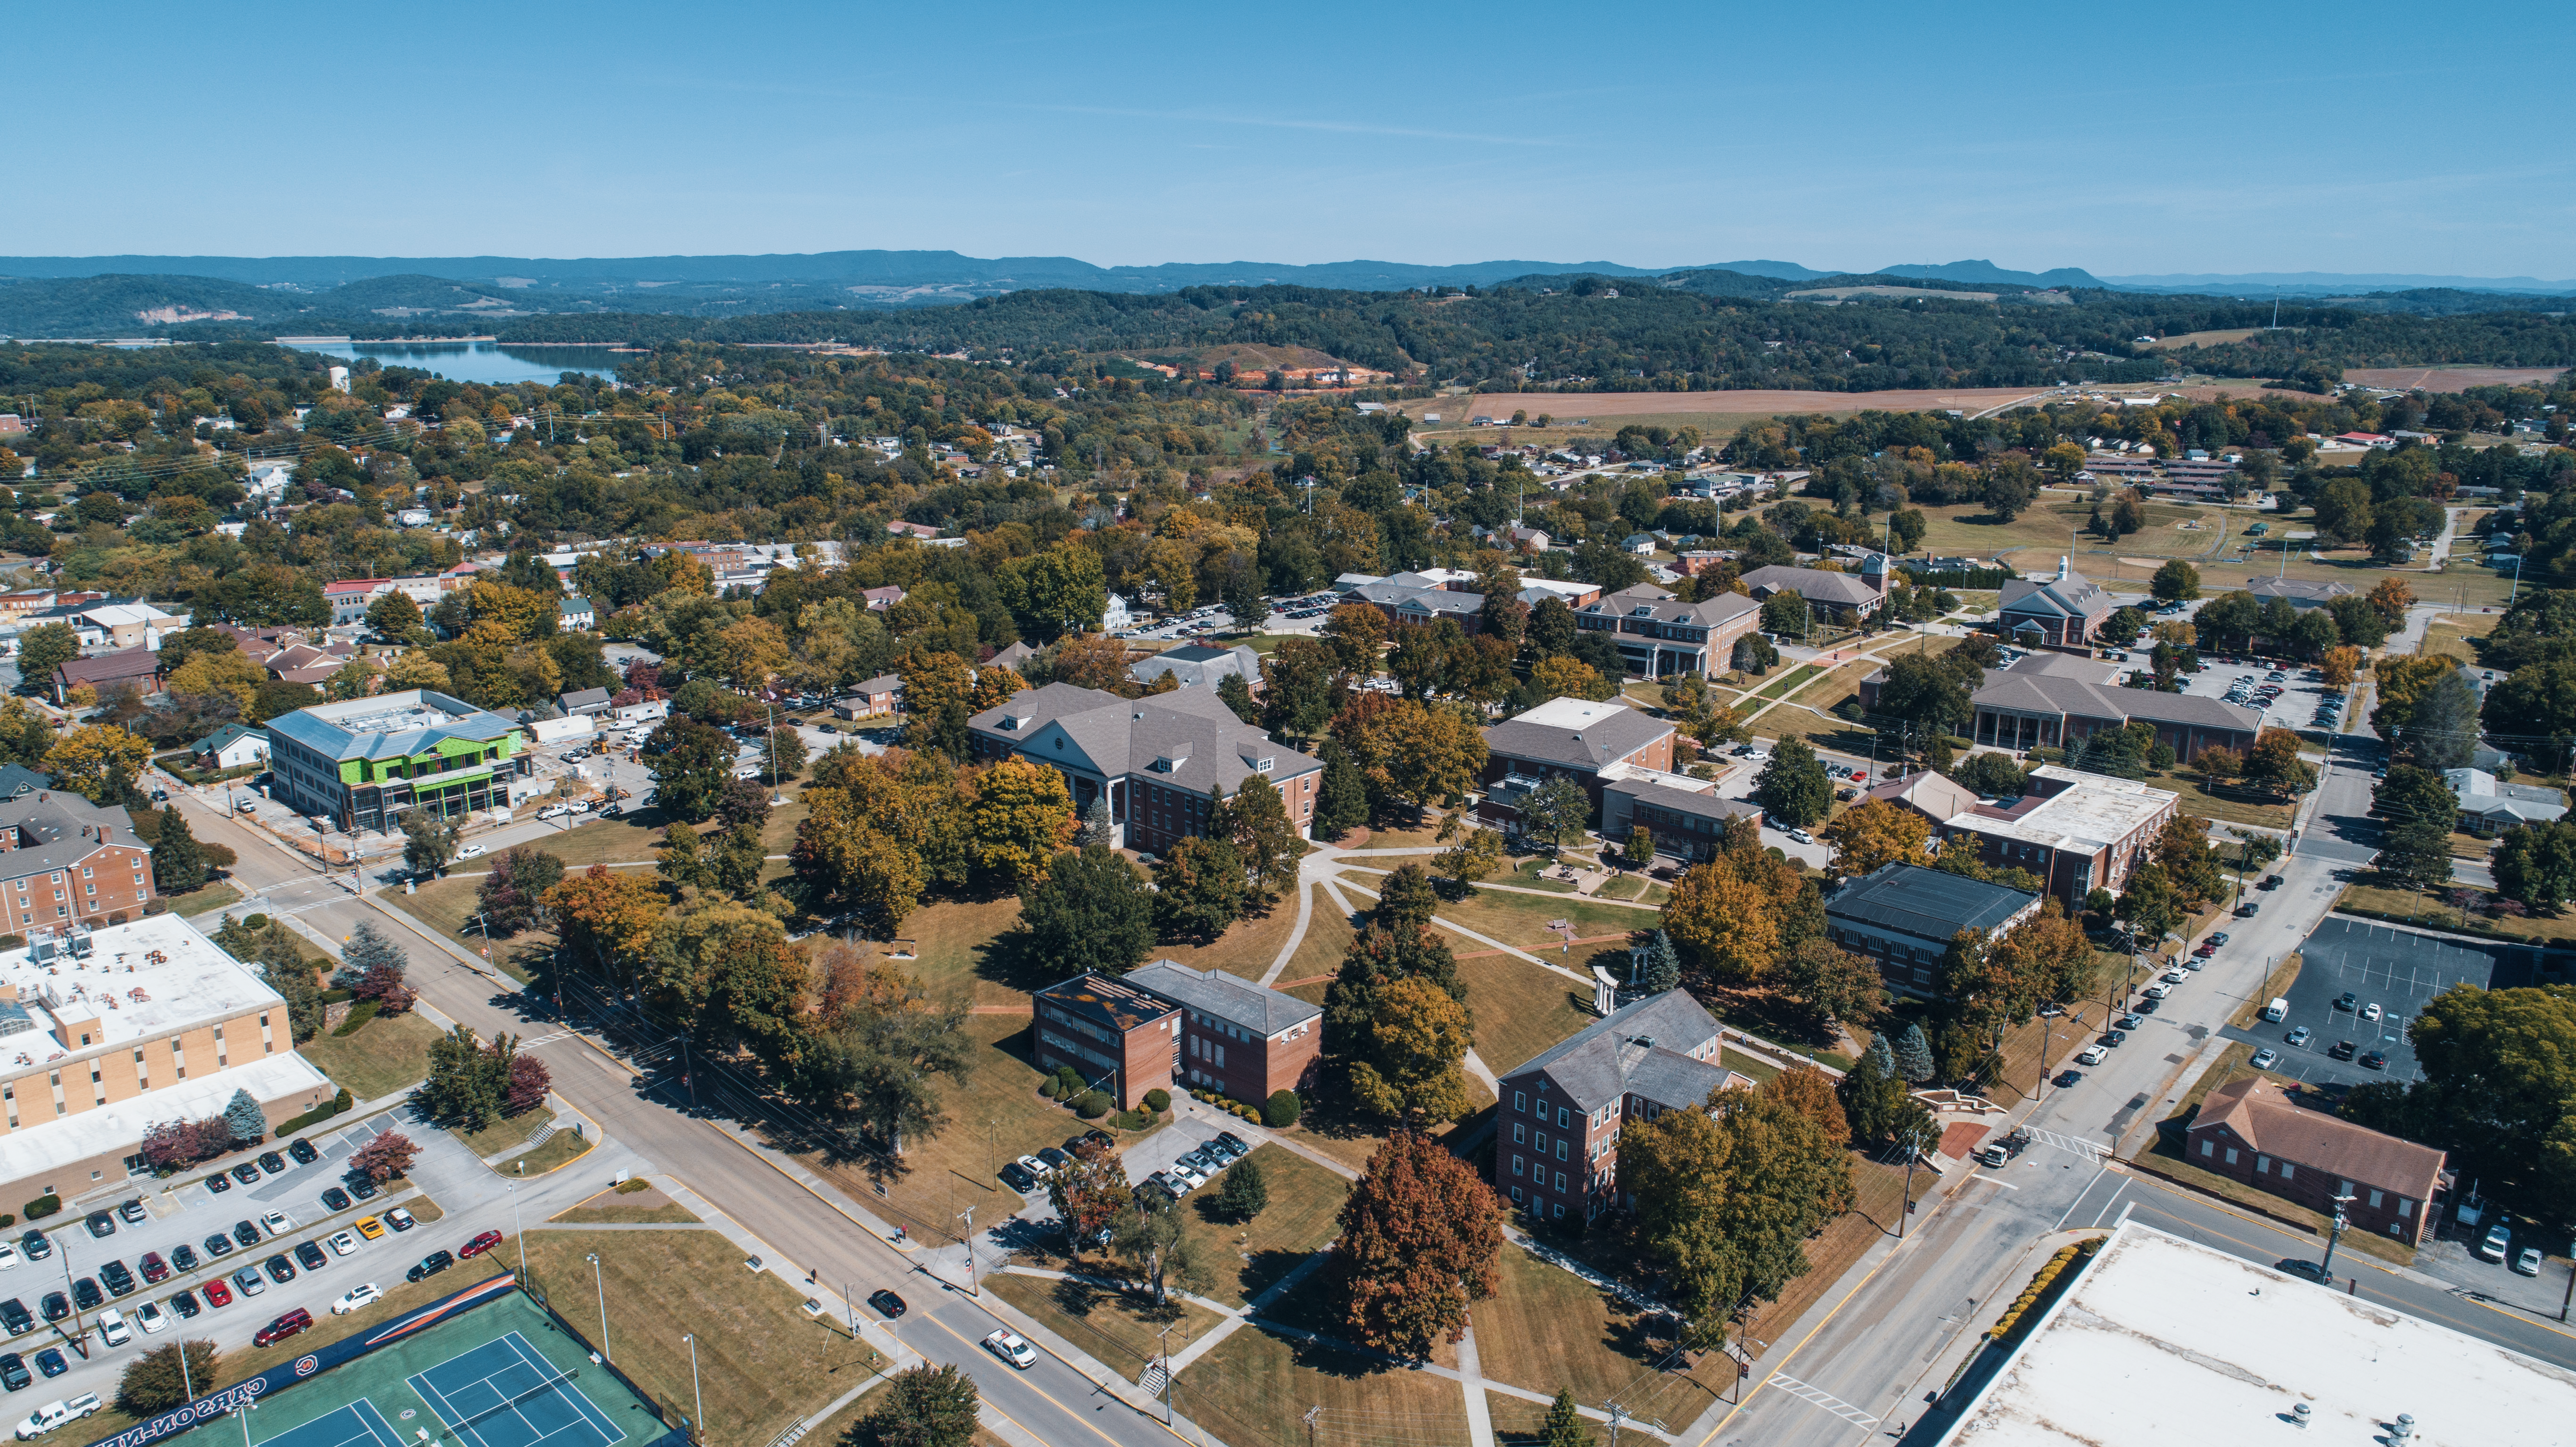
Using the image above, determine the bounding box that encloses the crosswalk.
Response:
[518,1030,577,1049]
[1767,1372,1877,1425]
[2024,1127,2107,1162]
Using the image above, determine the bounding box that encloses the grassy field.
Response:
[1457,951,1593,1077]
[1174,1320,1470,1447]
[2167,773,2299,829]
[1011,1143,1350,1310]
[2339,880,2576,944]
[168,881,244,917]
[451,1105,553,1160]
[1909,496,2230,567]
[504,1127,595,1176]
[298,1009,444,1102]
[1278,889,1361,994]
[985,1272,1225,1378]
[551,1184,700,1224]
[1471,1241,1737,1433]
[1436,888,1654,954]
[2416,611,2500,663]
[524,1229,871,1447]
[798,1012,1166,1244]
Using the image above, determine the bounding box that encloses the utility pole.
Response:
[1155,1321,1181,1424]
[2318,1191,2357,1282]
[958,1208,978,1296]
[1302,1406,1323,1447]
[1606,1402,1628,1447]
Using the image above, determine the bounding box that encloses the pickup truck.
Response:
[1974,1129,2032,1168]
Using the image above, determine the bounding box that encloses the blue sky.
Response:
[12,0,2573,279]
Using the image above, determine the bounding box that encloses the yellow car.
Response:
[353,1217,386,1241]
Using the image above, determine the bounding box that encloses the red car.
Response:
[458,1230,505,1259]
[202,1280,233,1308]
[139,1252,170,1284]
[254,1308,312,1348]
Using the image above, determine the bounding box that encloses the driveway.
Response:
[2413,1213,2574,1318]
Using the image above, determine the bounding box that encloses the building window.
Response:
[2368,1190,2383,1209]
[1556,1140,1568,1161]
[1553,1173,1566,1193]
[1512,1155,1523,1176]
[2279,1163,2294,1181]
[1512,1123,1525,1145]
[2224,1148,2238,1165]
[2200,1140,2214,1158]
[1510,1185,1522,1203]
[2397,1198,2412,1218]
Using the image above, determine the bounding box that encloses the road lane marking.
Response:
[1764,1373,1876,1425]
[919,1307,1138,1447]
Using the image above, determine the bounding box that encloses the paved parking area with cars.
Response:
[2412,1213,2574,1316]
[2174,652,2349,736]
[2222,917,2540,1088]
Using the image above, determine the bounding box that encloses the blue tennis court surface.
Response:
[406,1332,625,1447]
[260,1402,407,1447]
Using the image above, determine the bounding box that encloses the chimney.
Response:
[2057,556,2070,582]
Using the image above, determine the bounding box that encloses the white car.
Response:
[1015,1153,1052,1181]
[0,1241,18,1270]
[537,804,570,820]
[331,1283,383,1315]
[2142,984,2170,1000]
[96,1309,130,1348]
[569,799,592,813]
[2076,1045,2107,1066]
[2361,1003,2383,1022]
[327,1230,359,1256]
[2161,970,2188,985]
[982,1329,1037,1370]
[1168,1161,1209,1191]
[455,844,487,860]
[133,1301,165,1335]
[259,1210,294,1237]
[15,1395,100,1440]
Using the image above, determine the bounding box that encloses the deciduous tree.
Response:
[1618,1085,1854,1340]
[349,1131,418,1182]
[1212,776,1301,906]
[1819,798,1930,879]
[1753,737,1830,827]
[1334,1132,1504,1359]
[1019,845,1155,976]
[847,1364,979,1447]
[643,717,737,823]
[1047,1139,1131,1251]
[42,724,151,804]
[1152,835,1245,942]
[1777,937,1884,1031]
[1519,774,1592,849]
[116,1340,220,1417]
[1662,862,1780,984]
[966,757,1075,890]
[2493,820,2576,913]
[1347,976,1473,1124]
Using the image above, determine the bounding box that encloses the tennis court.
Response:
[215,1288,673,1447]
[407,1334,623,1447]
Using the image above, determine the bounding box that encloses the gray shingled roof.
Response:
[1825,863,2036,944]
[969,684,1319,797]
[0,790,147,880]
[1737,565,1881,608]
[1606,777,1761,825]
[1999,569,2118,621]
[1970,672,2262,732]
[1500,990,1732,1112]
[1579,584,1760,631]
[1126,960,1321,1035]
[1483,703,1673,772]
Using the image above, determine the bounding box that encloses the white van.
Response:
[2261,997,2289,1023]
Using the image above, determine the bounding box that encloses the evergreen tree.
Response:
[1019,845,1155,976]
[1640,929,1682,994]
[336,920,407,991]
[150,806,208,896]
[261,957,323,1042]
[1893,1023,1937,1084]
[1313,740,1370,839]
[221,1088,266,1144]
[1836,1035,1910,1143]
[1214,1152,1270,1221]
[1538,1389,1592,1447]
[1215,672,1260,724]
[1075,795,1114,848]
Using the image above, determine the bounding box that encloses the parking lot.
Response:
[2414,1209,2575,1316]
[2226,917,2540,1088]
[2171,650,2348,735]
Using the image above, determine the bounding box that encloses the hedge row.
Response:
[273,1087,356,1138]
[1986,1235,2103,1346]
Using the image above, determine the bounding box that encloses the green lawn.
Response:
[1472,1242,1738,1433]
[1458,951,1593,1077]
[501,1127,594,1177]
[167,881,244,917]
[1438,888,1654,953]
[1175,1321,1469,1447]
[984,1273,1225,1378]
[297,1009,444,1101]
[450,1105,553,1159]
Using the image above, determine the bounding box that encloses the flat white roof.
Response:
[1939,1223,2576,1447]
[0,914,282,1059]
[0,1053,329,1188]
[1945,765,2175,854]
[1516,578,1596,600]
[1511,696,1638,731]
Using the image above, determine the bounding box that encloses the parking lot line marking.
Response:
[1970,1175,2019,1190]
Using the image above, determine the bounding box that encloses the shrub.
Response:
[614,1177,651,1194]
[22,1195,59,1221]
[0,935,23,951]
[1116,1107,1155,1131]
[1142,1088,1170,1113]
[331,1001,381,1037]
[0,1215,14,1229]
[1074,1091,1113,1120]
[241,914,269,930]
[1265,1090,1301,1128]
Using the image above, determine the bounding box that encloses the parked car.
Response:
[97,1262,133,1298]
[262,1255,295,1284]
[95,1311,129,1349]
[229,1164,261,1186]
[169,1245,197,1274]
[1035,1147,1074,1175]
[1015,1153,1053,1181]
[2361,1002,2383,1022]
[115,1200,146,1226]
[997,1162,1037,1194]
[0,1302,25,1336]
[169,1292,199,1321]
[11,1241,38,1270]
[259,1212,293,1237]
[14,1392,100,1439]
[2514,1247,2543,1277]
[321,1187,352,1213]
[0,1355,23,1393]
[2076,1045,2107,1066]
[202,1280,233,1308]
[286,1139,319,1166]
[347,1176,379,1201]
[133,1302,165,1336]
[327,1232,358,1257]
[354,1218,386,1241]
[2116,1014,2143,1031]
[405,1251,454,1284]
[252,1309,312,1348]
[67,1283,99,1314]
[2287,1026,2312,1046]
[2335,992,2358,1012]
[80,1215,113,1241]
[2361,1051,2388,1070]
[202,1233,235,1260]
[330,1284,382,1315]
[138,1254,168,1285]
[384,1209,416,1233]
[256,1153,285,1176]
[2478,1224,2512,1263]
[2328,1040,2358,1061]
[2274,1258,2334,1284]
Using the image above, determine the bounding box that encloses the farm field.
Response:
[1394,386,2056,432]
[2141,329,2262,351]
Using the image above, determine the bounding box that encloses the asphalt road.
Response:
[158,778,1187,1447]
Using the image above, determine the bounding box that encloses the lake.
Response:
[282,339,639,386]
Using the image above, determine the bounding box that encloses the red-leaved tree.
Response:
[504,1052,551,1114]
[349,1131,418,1182]
[1334,1131,1505,1359]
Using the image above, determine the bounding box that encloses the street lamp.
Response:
[507,1183,526,1278]
[586,1252,611,1362]
[681,1333,705,1443]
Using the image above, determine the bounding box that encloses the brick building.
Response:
[1123,961,1320,1107]
[0,790,157,933]
[1824,863,2041,994]
[1998,559,2119,648]
[1031,974,1181,1110]
[0,913,333,1205]
[1477,698,1676,832]
[1933,765,2178,903]
[1492,991,1754,1224]
[1570,584,1762,678]
[966,683,1322,855]
[2184,1078,2446,1245]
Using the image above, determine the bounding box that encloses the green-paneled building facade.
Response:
[264,690,527,831]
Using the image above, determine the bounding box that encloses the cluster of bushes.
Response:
[22,1195,58,1221]
[273,1087,355,1138]
[1986,1236,2102,1346]
[1187,1086,1302,1129]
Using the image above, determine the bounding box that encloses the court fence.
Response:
[81,1274,691,1447]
